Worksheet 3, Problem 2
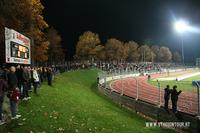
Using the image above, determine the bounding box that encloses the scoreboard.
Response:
[5,27,31,64]
[11,41,29,59]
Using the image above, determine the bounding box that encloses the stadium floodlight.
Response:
[174,20,189,33]
[174,20,189,65]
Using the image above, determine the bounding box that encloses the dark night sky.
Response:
[43,0,200,63]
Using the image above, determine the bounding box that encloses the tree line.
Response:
[0,0,64,65]
[75,31,182,63]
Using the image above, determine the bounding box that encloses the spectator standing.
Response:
[27,66,32,91]
[16,65,23,99]
[164,85,171,111]
[7,66,21,119]
[38,67,43,84]
[147,74,151,81]
[0,68,7,125]
[33,68,40,94]
[42,67,47,81]
[171,85,182,113]
[2,66,8,82]
[47,67,53,86]
[22,67,31,100]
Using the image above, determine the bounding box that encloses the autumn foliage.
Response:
[75,31,180,63]
[0,0,65,64]
[75,31,102,61]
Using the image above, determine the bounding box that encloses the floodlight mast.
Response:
[174,20,189,65]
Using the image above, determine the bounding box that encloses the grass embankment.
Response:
[2,69,175,133]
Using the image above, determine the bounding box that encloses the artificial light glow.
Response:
[174,20,188,33]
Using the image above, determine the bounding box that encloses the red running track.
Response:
[111,74,198,115]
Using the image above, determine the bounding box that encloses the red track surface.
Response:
[111,74,198,115]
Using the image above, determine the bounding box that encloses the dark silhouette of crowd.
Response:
[64,61,175,74]
[0,65,55,125]
[164,85,182,113]
[98,62,174,74]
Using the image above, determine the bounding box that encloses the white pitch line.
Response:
[156,72,200,81]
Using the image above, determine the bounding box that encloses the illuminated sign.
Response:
[5,27,31,64]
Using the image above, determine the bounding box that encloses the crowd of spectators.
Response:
[64,61,174,74]
[99,62,176,74]
[0,65,55,125]
[0,61,175,125]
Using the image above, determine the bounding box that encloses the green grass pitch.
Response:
[148,73,200,92]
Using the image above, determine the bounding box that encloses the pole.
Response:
[181,34,184,65]
[157,80,161,107]
[136,77,138,100]
[30,23,35,67]
[196,81,200,116]
[105,73,107,89]
[195,81,200,133]
[121,75,123,95]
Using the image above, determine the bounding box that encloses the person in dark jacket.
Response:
[164,85,171,111]
[7,67,18,90]
[7,66,21,119]
[0,68,7,124]
[27,66,32,91]
[47,67,53,86]
[22,67,31,100]
[15,65,23,99]
[2,66,8,82]
[171,85,182,113]
[147,74,151,81]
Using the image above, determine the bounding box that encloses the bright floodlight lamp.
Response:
[174,20,189,65]
[174,20,188,33]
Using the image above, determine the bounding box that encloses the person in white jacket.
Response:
[32,68,40,94]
